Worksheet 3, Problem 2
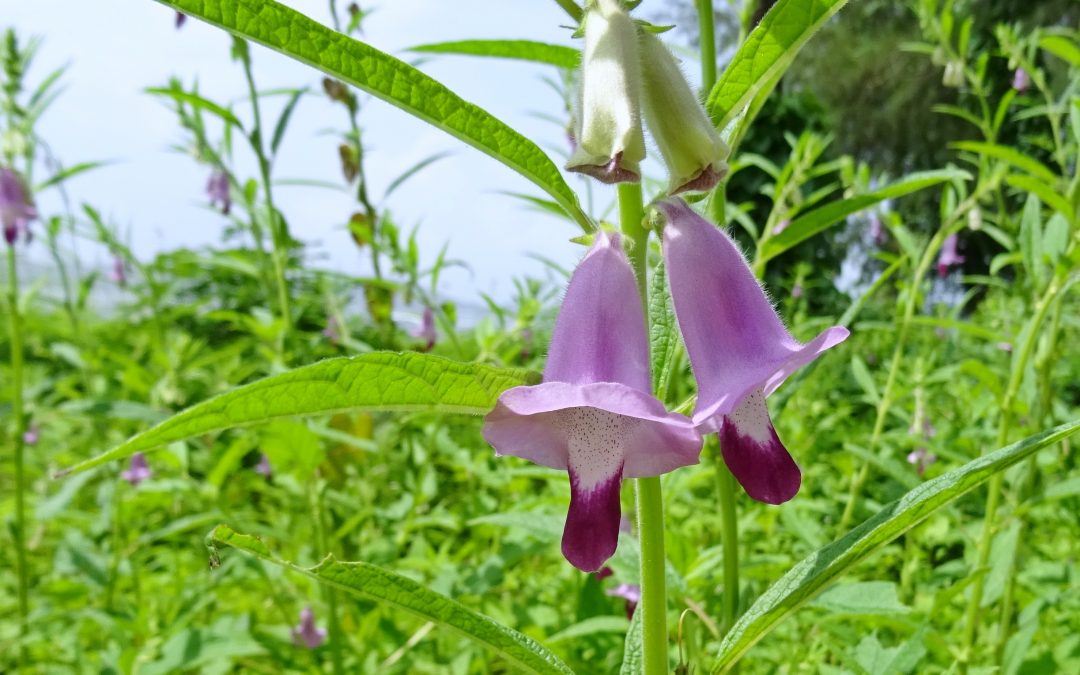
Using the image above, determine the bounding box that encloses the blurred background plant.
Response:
[2,0,1079,672]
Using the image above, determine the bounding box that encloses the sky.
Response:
[4,0,634,305]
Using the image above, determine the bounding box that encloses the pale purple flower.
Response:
[414,307,436,351]
[322,315,341,345]
[907,447,937,476]
[121,452,153,486]
[483,232,702,572]
[772,219,790,236]
[1,167,37,246]
[23,424,39,446]
[790,284,803,299]
[109,255,128,286]
[937,234,965,278]
[255,453,272,479]
[291,606,327,649]
[659,200,849,504]
[1012,67,1030,94]
[606,583,641,618]
[997,341,1013,353]
[206,170,231,215]
[869,215,886,245]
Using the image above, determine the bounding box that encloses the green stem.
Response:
[552,0,583,23]
[696,0,717,93]
[617,182,668,675]
[959,275,1065,671]
[241,46,293,355]
[6,245,29,664]
[311,481,346,675]
[714,454,739,633]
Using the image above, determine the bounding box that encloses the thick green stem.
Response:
[696,0,717,93]
[6,245,29,663]
[959,276,1064,671]
[617,182,668,674]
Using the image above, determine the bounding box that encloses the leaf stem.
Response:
[618,182,669,675]
[6,244,29,664]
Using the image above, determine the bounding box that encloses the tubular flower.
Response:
[291,606,327,649]
[565,0,646,183]
[483,231,701,571]
[639,31,728,195]
[121,452,153,487]
[414,306,436,351]
[937,233,964,278]
[659,200,849,504]
[206,170,231,215]
[1012,67,1030,94]
[1,167,37,246]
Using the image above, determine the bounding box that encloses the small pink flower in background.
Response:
[869,215,886,245]
[791,284,803,299]
[322,315,341,345]
[997,341,1013,353]
[291,606,327,649]
[772,219,790,236]
[937,234,965,278]
[255,454,272,479]
[121,452,153,486]
[414,307,436,351]
[1012,67,1030,94]
[109,255,128,286]
[206,170,231,215]
[23,424,39,446]
[907,447,937,476]
[606,583,641,619]
[1,167,37,246]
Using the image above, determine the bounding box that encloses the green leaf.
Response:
[548,616,629,643]
[34,161,113,192]
[58,352,539,477]
[951,141,1059,185]
[154,0,590,230]
[810,581,910,615]
[145,85,244,129]
[648,261,681,401]
[1039,34,1080,67]
[409,39,580,69]
[1004,173,1075,223]
[758,170,966,264]
[620,607,643,675]
[1019,193,1044,289]
[208,525,573,675]
[706,0,851,132]
[270,87,307,156]
[709,418,1080,674]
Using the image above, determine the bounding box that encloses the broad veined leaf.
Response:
[619,607,643,675]
[710,418,1080,673]
[706,0,851,132]
[409,39,580,69]
[648,261,682,401]
[58,352,539,476]
[208,525,573,675]
[153,0,590,230]
[757,169,967,264]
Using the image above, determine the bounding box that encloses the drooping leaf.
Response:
[706,0,851,132]
[757,170,967,264]
[208,525,573,675]
[153,0,590,230]
[710,418,1080,673]
[59,352,539,476]
[409,39,580,69]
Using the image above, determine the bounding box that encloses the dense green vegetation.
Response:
[2,0,1078,672]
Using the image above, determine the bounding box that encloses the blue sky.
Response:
[6,1,637,304]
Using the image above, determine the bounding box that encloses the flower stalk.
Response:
[6,242,29,662]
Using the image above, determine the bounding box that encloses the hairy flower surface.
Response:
[484,231,701,571]
[659,200,848,504]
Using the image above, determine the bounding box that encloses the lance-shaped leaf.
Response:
[58,352,539,477]
[153,0,590,230]
[706,0,851,132]
[757,169,969,265]
[710,418,1080,673]
[409,39,580,69]
[208,525,573,675]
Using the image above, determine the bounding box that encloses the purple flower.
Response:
[659,200,849,504]
[255,453,272,479]
[291,606,327,649]
[175,12,187,29]
[414,307,436,351]
[109,255,128,286]
[790,284,803,299]
[1,167,37,246]
[483,232,701,572]
[606,582,641,618]
[322,315,341,345]
[869,215,886,246]
[121,452,153,487]
[997,341,1013,353]
[772,219,790,236]
[1012,67,1030,94]
[206,170,231,215]
[23,424,39,446]
[937,233,965,278]
[907,447,937,476]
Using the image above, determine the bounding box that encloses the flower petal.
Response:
[544,231,650,392]
[482,381,701,477]
[659,199,849,426]
[718,390,800,504]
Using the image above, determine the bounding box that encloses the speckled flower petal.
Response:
[717,390,800,504]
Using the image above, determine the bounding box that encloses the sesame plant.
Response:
[3,0,1080,672]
